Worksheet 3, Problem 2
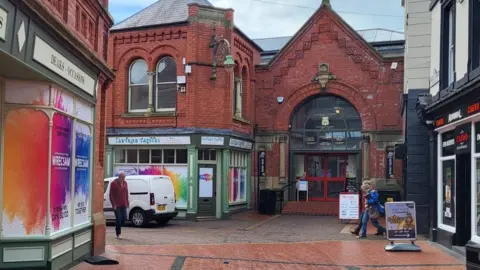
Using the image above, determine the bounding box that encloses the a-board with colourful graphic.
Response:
[114,165,188,208]
[74,123,91,226]
[2,109,49,236]
[50,113,73,233]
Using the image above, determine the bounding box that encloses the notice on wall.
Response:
[50,113,73,233]
[385,201,417,241]
[339,193,360,220]
[74,123,91,226]
[199,168,214,198]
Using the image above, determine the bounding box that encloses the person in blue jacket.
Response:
[357,180,386,239]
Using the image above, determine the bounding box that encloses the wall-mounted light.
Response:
[209,25,235,80]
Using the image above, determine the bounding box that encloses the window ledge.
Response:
[233,116,251,124]
[123,111,176,118]
[229,201,247,206]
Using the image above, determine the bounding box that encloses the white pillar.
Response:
[147,72,155,113]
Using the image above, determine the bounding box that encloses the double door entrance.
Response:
[305,154,347,201]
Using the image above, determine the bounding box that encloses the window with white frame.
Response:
[474,122,480,238]
[439,130,456,231]
[115,149,187,164]
[156,57,177,111]
[229,151,248,203]
[128,59,149,112]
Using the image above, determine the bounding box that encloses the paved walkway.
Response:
[73,241,464,269]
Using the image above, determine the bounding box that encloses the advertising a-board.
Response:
[385,201,417,240]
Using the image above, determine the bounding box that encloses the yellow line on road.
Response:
[244,214,282,231]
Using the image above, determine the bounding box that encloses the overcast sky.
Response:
[109,0,404,39]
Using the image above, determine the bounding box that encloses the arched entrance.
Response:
[289,95,362,202]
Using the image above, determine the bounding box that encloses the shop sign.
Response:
[258,151,266,177]
[385,201,417,241]
[108,136,191,145]
[434,100,480,128]
[386,147,394,179]
[476,122,480,153]
[33,36,96,96]
[0,8,7,42]
[454,123,471,154]
[441,131,455,156]
[229,138,252,150]
[201,136,224,146]
[339,192,360,220]
[305,136,317,145]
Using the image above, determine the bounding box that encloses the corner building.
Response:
[0,0,114,269]
[106,0,405,220]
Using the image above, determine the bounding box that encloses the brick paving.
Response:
[72,212,462,269]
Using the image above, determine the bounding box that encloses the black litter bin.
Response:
[273,189,284,215]
[259,189,276,215]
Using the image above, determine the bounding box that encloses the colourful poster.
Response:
[240,168,246,200]
[199,168,214,197]
[228,168,233,202]
[2,109,49,237]
[113,165,188,209]
[50,113,73,232]
[233,168,239,201]
[74,123,91,226]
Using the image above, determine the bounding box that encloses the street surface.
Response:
[73,212,464,269]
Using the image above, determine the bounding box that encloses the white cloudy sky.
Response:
[109,0,404,39]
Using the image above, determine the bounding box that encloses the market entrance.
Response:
[288,95,363,206]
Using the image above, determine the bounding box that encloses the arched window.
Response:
[128,59,148,112]
[290,95,362,151]
[233,63,242,117]
[156,56,177,111]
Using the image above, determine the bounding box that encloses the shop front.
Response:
[0,1,113,269]
[426,88,480,263]
[105,133,252,220]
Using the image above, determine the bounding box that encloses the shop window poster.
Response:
[199,168,214,197]
[50,113,73,232]
[443,160,455,227]
[113,165,188,209]
[233,168,239,202]
[74,123,91,226]
[4,80,49,105]
[2,109,49,237]
[240,168,246,199]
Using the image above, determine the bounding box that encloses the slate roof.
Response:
[111,0,213,31]
[253,29,404,52]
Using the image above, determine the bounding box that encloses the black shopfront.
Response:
[421,80,480,268]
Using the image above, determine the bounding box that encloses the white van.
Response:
[103,175,178,227]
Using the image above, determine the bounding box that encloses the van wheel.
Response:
[130,209,147,227]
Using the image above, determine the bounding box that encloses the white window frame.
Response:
[128,59,149,113]
[113,148,188,166]
[447,5,455,85]
[155,57,177,112]
[471,116,480,243]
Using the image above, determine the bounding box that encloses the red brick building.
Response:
[105,0,404,221]
[0,0,114,269]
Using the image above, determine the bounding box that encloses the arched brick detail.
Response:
[275,80,377,131]
[115,47,149,70]
[150,44,183,73]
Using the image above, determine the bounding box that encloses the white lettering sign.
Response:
[229,138,252,150]
[201,136,224,145]
[442,139,455,148]
[448,110,462,122]
[33,36,96,95]
[108,136,191,145]
[0,8,7,41]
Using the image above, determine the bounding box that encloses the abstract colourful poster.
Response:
[199,168,213,197]
[113,165,188,209]
[233,168,239,201]
[240,168,246,200]
[2,109,49,237]
[228,168,233,202]
[50,113,73,232]
[4,80,49,105]
[74,123,91,226]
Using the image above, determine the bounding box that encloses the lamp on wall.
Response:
[209,25,235,80]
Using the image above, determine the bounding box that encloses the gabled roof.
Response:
[111,0,213,31]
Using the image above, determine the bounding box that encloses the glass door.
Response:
[305,154,347,201]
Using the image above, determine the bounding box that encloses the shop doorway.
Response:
[455,153,471,246]
[197,164,216,217]
[305,154,347,201]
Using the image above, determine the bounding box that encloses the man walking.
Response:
[109,172,129,238]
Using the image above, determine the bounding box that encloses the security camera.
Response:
[277,96,284,104]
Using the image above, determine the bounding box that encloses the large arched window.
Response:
[128,59,148,112]
[156,56,177,111]
[290,95,362,151]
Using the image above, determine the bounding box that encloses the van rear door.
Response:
[150,177,176,213]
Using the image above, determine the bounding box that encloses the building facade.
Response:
[0,0,114,269]
[106,0,404,220]
[415,0,480,266]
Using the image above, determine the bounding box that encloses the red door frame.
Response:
[304,153,347,201]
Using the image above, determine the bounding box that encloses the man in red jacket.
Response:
[109,172,129,238]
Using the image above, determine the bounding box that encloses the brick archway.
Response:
[275,81,377,131]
